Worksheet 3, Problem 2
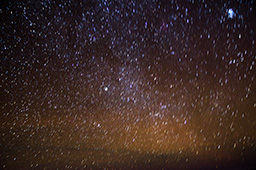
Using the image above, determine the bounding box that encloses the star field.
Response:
[1,0,256,169]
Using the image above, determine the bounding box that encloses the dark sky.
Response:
[1,0,256,169]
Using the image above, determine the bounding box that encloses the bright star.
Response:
[228,9,235,19]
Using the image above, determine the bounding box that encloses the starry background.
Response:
[0,0,256,169]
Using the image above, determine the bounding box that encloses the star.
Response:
[228,8,235,19]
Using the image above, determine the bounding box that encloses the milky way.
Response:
[1,0,256,169]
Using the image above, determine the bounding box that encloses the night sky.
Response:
[1,0,256,169]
